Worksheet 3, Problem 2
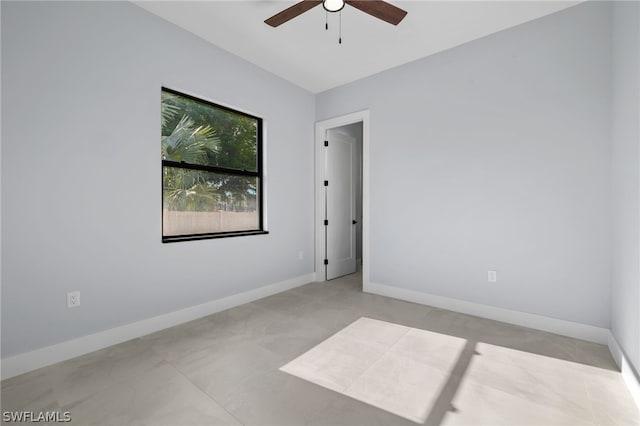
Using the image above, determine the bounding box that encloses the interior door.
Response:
[325,129,357,280]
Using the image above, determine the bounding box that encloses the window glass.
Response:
[161,88,265,242]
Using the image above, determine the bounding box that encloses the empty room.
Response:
[1,0,639,425]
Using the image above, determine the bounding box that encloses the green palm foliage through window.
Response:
[161,88,263,241]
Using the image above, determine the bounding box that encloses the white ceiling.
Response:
[135,0,580,93]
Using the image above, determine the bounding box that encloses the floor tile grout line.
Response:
[342,324,412,394]
[280,316,379,380]
[165,358,246,426]
[581,369,599,424]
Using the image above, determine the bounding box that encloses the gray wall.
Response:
[1,1,315,357]
[611,1,640,374]
[317,2,612,327]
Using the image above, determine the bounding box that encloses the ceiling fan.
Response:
[264,0,407,28]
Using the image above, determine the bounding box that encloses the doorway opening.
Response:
[315,111,369,288]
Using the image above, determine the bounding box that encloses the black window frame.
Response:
[161,87,267,243]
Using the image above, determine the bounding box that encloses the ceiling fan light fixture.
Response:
[265,0,407,28]
[323,0,345,13]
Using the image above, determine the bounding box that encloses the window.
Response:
[161,88,266,242]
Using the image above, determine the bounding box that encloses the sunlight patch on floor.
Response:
[280,317,466,423]
[443,342,640,425]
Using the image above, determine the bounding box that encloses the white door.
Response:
[325,129,357,280]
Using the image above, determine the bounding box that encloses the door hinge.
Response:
[324,259,329,265]
[324,219,328,226]
[324,180,328,186]
[324,140,328,147]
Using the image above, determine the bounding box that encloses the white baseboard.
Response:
[1,273,315,380]
[365,281,610,344]
[608,331,640,410]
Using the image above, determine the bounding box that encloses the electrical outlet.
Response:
[488,270,497,283]
[67,291,80,308]
[298,250,304,260]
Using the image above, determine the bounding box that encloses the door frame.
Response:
[315,110,370,286]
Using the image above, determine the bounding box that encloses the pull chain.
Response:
[339,11,342,44]
[325,11,328,30]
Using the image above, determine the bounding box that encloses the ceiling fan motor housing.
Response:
[323,0,345,13]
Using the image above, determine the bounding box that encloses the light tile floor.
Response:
[2,272,638,425]
[281,317,469,423]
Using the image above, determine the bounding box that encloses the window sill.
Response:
[162,230,269,243]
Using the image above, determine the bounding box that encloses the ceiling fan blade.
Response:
[345,0,407,25]
[265,0,323,27]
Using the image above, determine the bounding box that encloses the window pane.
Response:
[161,90,258,172]
[163,167,259,236]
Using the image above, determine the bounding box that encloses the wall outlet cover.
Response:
[67,291,80,308]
